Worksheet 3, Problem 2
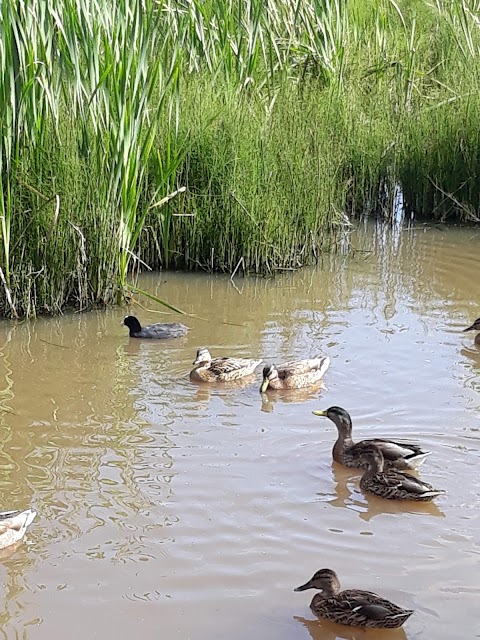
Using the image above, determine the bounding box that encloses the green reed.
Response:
[1,0,480,316]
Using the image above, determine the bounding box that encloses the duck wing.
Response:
[0,510,21,521]
[359,439,428,461]
[0,509,36,532]
[209,357,261,376]
[336,589,410,622]
[276,356,329,378]
[379,470,435,494]
[144,322,189,338]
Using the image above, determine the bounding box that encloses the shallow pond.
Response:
[0,221,479,639]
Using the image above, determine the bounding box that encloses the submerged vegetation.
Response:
[1,0,480,316]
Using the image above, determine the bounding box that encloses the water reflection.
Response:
[322,464,358,509]
[260,387,325,412]
[0,223,476,638]
[460,346,480,373]
[322,465,445,521]
[190,374,258,393]
[294,616,408,640]
[353,492,445,523]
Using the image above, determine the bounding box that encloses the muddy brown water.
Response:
[0,222,479,639]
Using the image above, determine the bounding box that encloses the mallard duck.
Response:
[0,509,36,550]
[123,315,189,339]
[359,445,444,502]
[312,406,430,470]
[295,568,413,629]
[190,347,262,382]
[260,356,330,392]
[463,318,480,345]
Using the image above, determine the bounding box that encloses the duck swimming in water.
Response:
[260,356,330,392]
[190,347,262,382]
[123,315,189,339]
[312,406,430,470]
[359,445,444,502]
[295,568,414,629]
[0,509,36,550]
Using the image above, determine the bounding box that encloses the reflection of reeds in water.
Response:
[294,615,408,640]
[0,545,39,633]
[0,339,40,634]
[14,415,181,593]
[0,338,17,488]
[0,330,15,418]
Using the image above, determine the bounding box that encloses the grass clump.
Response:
[1,0,480,316]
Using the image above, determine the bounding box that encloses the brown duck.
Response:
[295,568,413,629]
[463,318,480,345]
[359,445,444,502]
[190,347,262,382]
[312,406,430,470]
[260,356,330,392]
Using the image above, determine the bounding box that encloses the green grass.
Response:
[1,0,480,316]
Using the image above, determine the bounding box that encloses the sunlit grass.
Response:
[1,0,480,316]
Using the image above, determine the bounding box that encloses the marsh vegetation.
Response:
[1,0,480,316]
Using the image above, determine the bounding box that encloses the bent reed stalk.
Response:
[0,0,479,316]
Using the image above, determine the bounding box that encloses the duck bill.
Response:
[294,580,314,592]
[464,324,476,332]
[312,410,328,417]
[260,378,269,393]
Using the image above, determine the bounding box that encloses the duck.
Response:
[312,406,430,470]
[359,445,444,502]
[463,318,480,345]
[295,568,413,629]
[190,347,262,382]
[0,509,36,550]
[123,315,189,339]
[260,356,330,392]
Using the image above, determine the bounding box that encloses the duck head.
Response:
[295,568,340,597]
[260,364,278,393]
[193,347,212,366]
[312,406,353,435]
[464,318,480,332]
[123,316,142,334]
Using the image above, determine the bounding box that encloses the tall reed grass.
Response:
[1,0,480,316]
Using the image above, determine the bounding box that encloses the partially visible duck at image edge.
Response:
[463,317,480,345]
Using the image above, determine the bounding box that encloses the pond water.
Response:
[0,220,479,639]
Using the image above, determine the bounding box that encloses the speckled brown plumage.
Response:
[190,347,262,382]
[260,356,330,392]
[295,569,413,629]
[359,445,444,502]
